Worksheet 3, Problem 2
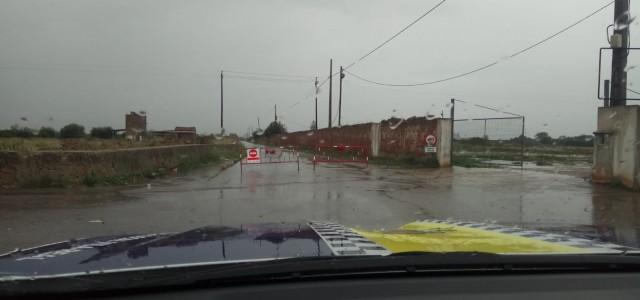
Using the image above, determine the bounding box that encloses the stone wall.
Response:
[0,144,240,189]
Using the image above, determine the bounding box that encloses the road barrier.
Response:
[312,144,369,169]
[240,146,300,174]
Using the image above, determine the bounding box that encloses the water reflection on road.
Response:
[1,159,640,252]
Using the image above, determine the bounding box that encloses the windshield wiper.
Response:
[4,253,640,297]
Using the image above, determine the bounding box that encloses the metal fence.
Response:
[453,116,525,167]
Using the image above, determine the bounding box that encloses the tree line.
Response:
[499,132,593,147]
[456,131,594,147]
[0,124,115,139]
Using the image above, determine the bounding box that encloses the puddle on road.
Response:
[4,163,640,250]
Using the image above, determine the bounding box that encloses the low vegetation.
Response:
[90,126,114,139]
[453,131,593,168]
[59,123,85,138]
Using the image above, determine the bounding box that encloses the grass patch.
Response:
[20,175,68,189]
[452,156,485,168]
[83,145,242,186]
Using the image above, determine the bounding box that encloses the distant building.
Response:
[125,111,147,140]
[174,127,197,140]
[150,126,197,143]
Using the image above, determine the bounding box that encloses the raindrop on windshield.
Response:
[609,111,617,119]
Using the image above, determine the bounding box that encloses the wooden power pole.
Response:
[339,66,344,127]
[220,71,224,129]
[328,59,333,128]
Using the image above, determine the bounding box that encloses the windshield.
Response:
[1,0,640,282]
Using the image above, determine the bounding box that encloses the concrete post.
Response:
[437,119,452,167]
[593,106,640,188]
[370,123,381,157]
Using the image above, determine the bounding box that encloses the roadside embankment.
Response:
[0,144,242,189]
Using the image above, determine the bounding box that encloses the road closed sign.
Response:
[246,148,261,163]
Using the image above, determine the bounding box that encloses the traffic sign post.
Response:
[240,146,300,174]
[424,134,437,154]
[246,148,261,163]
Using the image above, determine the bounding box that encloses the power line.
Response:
[346,62,498,87]
[317,71,340,89]
[628,88,640,96]
[346,1,614,87]
[317,0,447,88]
[224,70,314,80]
[454,99,523,118]
[225,74,312,83]
[509,1,613,58]
[350,0,447,69]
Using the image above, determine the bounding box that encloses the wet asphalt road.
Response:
[1,157,640,253]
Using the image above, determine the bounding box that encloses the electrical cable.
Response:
[627,88,640,96]
[225,74,312,83]
[316,0,448,88]
[350,0,447,69]
[224,70,314,80]
[454,99,523,117]
[346,1,614,87]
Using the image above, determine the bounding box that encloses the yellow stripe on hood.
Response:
[353,222,585,254]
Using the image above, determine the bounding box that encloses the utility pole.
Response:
[483,119,487,139]
[450,99,455,163]
[610,0,629,106]
[220,71,224,129]
[604,79,611,107]
[315,76,318,130]
[338,66,344,127]
[520,116,525,170]
[274,104,277,122]
[328,59,333,128]
[257,117,261,130]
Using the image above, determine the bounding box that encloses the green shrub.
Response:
[263,121,287,137]
[38,127,57,138]
[82,172,99,187]
[2,125,36,138]
[90,126,114,139]
[60,123,85,138]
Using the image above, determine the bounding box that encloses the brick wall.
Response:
[379,117,439,156]
[259,116,450,164]
[262,123,373,151]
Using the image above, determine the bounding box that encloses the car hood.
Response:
[0,220,636,279]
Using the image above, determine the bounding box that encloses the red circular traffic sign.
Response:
[248,149,258,157]
[425,134,437,146]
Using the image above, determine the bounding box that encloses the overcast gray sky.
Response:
[1,0,638,137]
